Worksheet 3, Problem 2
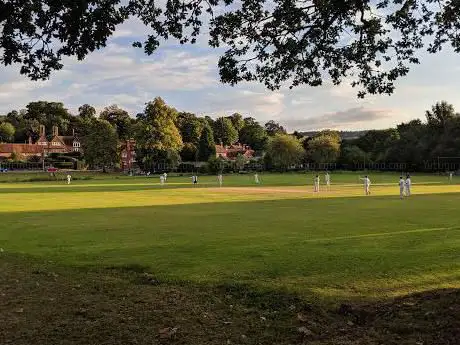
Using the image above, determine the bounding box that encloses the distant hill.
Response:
[296,130,367,140]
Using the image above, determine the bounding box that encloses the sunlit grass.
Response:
[0,172,459,302]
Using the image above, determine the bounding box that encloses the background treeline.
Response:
[1,99,459,172]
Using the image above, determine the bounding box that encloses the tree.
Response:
[135,98,183,169]
[0,122,15,142]
[425,101,458,130]
[81,119,118,171]
[239,117,268,151]
[78,104,96,120]
[198,124,216,161]
[4,1,460,98]
[264,120,286,136]
[100,105,132,140]
[24,101,71,136]
[235,153,246,171]
[176,112,204,144]
[266,134,305,170]
[340,145,368,166]
[213,117,238,146]
[227,113,245,133]
[180,142,198,162]
[307,133,341,164]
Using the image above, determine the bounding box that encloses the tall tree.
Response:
[264,120,287,136]
[227,113,245,133]
[213,117,238,146]
[100,105,132,140]
[266,134,305,170]
[239,117,268,151]
[176,112,204,144]
[135,97,183,169]
[3,1,460,98]
[425,101,458,130]
[307,133,341,164]
[198,124,216,161]
[24,101,71,136]
[81,119,118,171]
[78,104,96,120]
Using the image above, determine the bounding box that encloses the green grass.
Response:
[1,172,459,302]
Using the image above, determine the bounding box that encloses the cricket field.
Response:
[1,172,459,344]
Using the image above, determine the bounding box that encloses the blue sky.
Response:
[1,17,460,132]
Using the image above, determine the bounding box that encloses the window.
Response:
[73,147,79,152]
[73,141,81,147]
[51,141,60,146]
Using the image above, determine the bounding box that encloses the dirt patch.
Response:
[1,255,459,345]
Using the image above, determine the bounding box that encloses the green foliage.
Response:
[24,101,71,136]
[266,134,305,170]
[78,104,96,120]
[235,153,246,171]
[340,145,368,166]
[5,1,460,97]
[228,113,245,132]
[307,132,341,164]
[239,117,268,152]
[81,119,118,169]
[176,112,204,144]
[207,156,226,174]
[264,120,286,137]
[180,142,198,162]
[0,122,15,142]
[100,105,133,140]
[198,124,216,161]
[213,117,238,146]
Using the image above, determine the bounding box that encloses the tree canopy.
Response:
[2,0,460,96]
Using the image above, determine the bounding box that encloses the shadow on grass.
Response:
[1,253,459,345]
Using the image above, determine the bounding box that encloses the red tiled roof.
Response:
[0,144,44,154]
[215,145,226,153]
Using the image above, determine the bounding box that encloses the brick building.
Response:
[215,143,254,160]
[0,125,81,160]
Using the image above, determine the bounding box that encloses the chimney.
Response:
[28,136,32,145]
[39,124,45,137]
[72,128,75,137]
[52,126,58,137]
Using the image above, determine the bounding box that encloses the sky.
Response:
[1,17,460,132]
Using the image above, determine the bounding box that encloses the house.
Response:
[47,126,81,154]
[120,139,136,171]
[0,125,81,160]
[215,143,254,160]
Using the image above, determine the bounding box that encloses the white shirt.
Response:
[399,179,405,188]
[362,178,370,187]
[67,175,71,180]
[405,178,411,187]
[325,174,330,183]
[314,177,320,184]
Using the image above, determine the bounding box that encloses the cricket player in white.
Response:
[405,174,411,196]
[66,174,71,185]
[163,172,167,181]
[217,174,223,187]
[325,172,331,190]
[449,172,453,182]
[360,176,371,195]
[254,173,260,184]
[160,175,165,185]
[399,176,405,199]
[314,175,320,192]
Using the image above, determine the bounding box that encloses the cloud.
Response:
[283,107,394,131]
[200,89,285,119]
